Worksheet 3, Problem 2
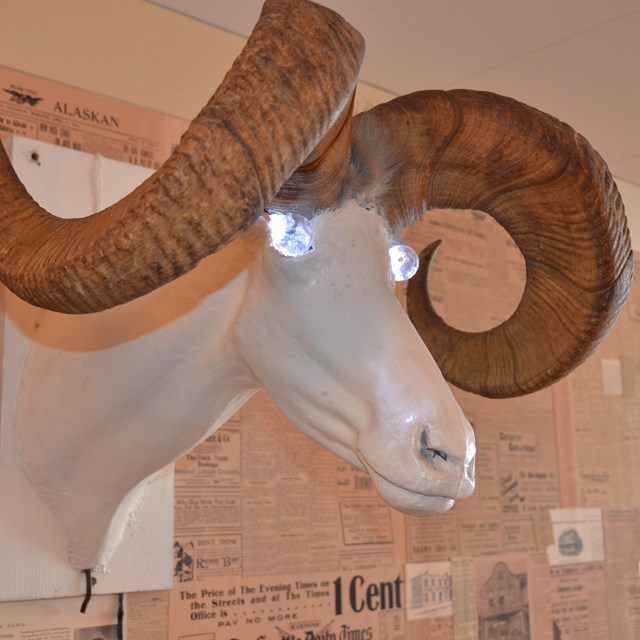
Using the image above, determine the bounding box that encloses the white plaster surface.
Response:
[0,136,174,601]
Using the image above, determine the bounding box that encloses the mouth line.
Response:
[358,454,458,503]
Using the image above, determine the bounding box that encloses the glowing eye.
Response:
[268,213,315,257]
[389,244,419,281]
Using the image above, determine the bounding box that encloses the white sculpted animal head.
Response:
[237,203,476,513]
[0,0,633,570]
[14,201,474,571]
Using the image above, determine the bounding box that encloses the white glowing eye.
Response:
[268,213,315,257]
[389,244,419,281]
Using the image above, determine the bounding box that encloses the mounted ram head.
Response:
[0,0,632,570]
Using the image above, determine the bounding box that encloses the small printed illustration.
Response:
[477,561,530,640]
[3,88,43,106]
[553,619,563,639]
[174,540,195,582]
[406,561,452,620]
[545,508,604,566]
[558,528,583,557]
[74,625,118,640]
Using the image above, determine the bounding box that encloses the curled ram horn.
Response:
[0,0,364,313]
[347,90,633,397]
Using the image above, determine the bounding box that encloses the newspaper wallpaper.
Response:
[0,66,639,640]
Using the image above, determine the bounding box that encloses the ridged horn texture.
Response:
[0,0,364,313]
[269,95,355,216]
[350,90,633,398]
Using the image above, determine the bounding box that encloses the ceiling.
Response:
[150,0,640,185]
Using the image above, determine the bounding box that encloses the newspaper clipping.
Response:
[169,567,406,640]
[0,595,121,639]
[0,65,186,166]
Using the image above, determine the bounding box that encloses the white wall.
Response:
[0,0,394,118]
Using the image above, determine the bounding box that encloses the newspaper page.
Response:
[0,65,186,166]
[563,251,640,508]
[126,591,169,640]
[515,513,611,637]
[169,566,406,640]
[551,377,580,507]
[602,509,640,639]
[402,210,560,561]
[0,595,121,639]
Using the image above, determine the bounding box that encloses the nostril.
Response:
[420,429,448,462]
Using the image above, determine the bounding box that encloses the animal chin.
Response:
[361,461,456,515]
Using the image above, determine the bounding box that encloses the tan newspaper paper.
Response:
[405,561,452,621]
[170,391,408,638]
[0,595,121,639]
[169,567,406,639]
[0,65,186,166]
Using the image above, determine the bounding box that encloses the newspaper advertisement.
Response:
[545,508,604,566]
[548,562,610,639]
[0,65,186,167]
[169,567,406,640]
[0,595,121,639]
[602,509,640,639]
[403,210,559,561]
[564,252,640,509]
